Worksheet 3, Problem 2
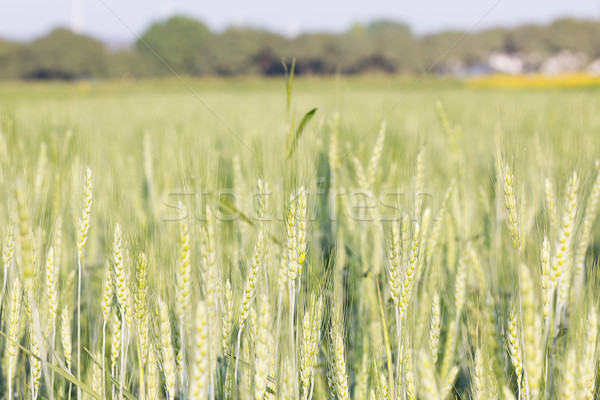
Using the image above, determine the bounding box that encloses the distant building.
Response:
[540,51,587,74]
[586,59,600,76]
[488,52,524,75]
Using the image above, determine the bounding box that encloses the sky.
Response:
[1,0,600,43]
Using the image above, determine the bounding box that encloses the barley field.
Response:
[0,77,599,400]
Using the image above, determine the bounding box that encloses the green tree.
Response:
[20,28,107,79]
[0,40,21,79]
[137,15,214,75]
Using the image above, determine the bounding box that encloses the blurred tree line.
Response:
[2,16,600,80]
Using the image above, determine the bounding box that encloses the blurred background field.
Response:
[2,73,600,399]
[4,75,600,171]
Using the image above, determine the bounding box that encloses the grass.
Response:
[0,76,599,400]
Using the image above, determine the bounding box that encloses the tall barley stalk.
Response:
[75,167,93,398]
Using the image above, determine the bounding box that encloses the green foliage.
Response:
[137,16,214,75]
[20,29,107,79]
[2,17,600,80]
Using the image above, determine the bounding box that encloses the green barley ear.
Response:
[135,253,148,320]
[540,237,552,326]
[191,300,209,400]
[54,213,62,276]
[544,178,558,233]
[300,295,324,400]
[101,261,114,325]
[222,279,233,354]
[578,305,598,399]
[100,260,113,399]
[44,247,58,326]
[28,320,42,398]
[296,186,308,267]
[352,155,369,193]
[5,278,22,400]
[176,203,191,323]
[367,120,386,188]
[553,171,578,312]
[60,304,73,372]
[135,252,149,362]
[110,310,122,374]
[354,344,369,400]
[429,292,441,366]
[90,350,103,397]
[15,181,35,291]
[254,291,272,400]
[286,192,298,286]
[574,163,600,291]
[454,252,468,316]
[398,216,427,319]
[471,348,485,400]
[440,365,459,399]
[507,302,523,392]
[34,142,48,207]
[439,318,457,384]
[146,343,159,400]
[281,356,296,400]
[418,349,439,399]
[388,219,401,309]
[239,228,267,331]
[112,224,131,325]
[435,100,453,141]
[330,313,349,400]
[426,180,454,266]
[235,226,267,378]
[560,348,577,400]
[502,163,522,251]
[378,371,389,400]
[414,148,426,215]
[157,297,177,400]
[329,113,341,173]
[2,223,15,288]
[519,264,543,400]
[76,166,93,258]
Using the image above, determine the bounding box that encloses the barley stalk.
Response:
[76,167,93,400]
[175,206,191,391]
